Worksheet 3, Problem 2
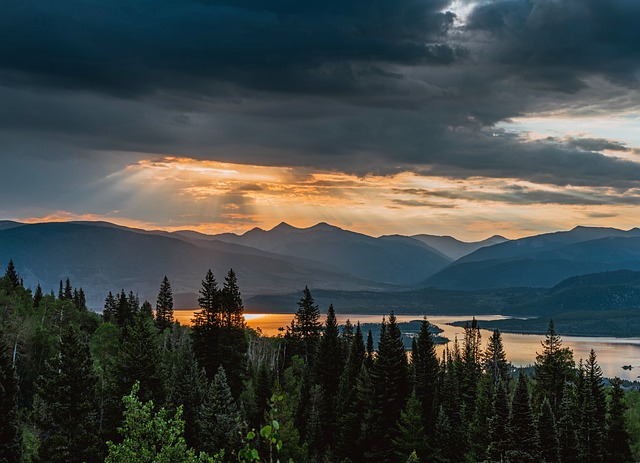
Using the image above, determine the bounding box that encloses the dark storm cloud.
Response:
[0,0,458,96]
[467,0,640,90]
[1,0,640,207]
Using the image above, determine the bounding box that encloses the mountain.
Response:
[425,227,640,290]
[0,222,388,309]
[408,234,508,260]
[0,220,25,231]
[185,222,453,285]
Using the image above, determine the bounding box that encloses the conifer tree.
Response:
[169,338,207,448]
[461,318,483,418]
[197,366,240,458]
[287,286,322,365]
[508,371,539,463]
[467,373,494,462]
[64,278,73,300]
[538,397,559,463]
[578,350,606,463]
[433,405,455,463]
[534,320,575,414]
[606,377,633,463]
[221,269,244,329]
[366,313,409,462]
[412,318,440,434]
[34,326,100,463]
[140,300,154,319]
[155,276,174,331]
[483,328,509,384]
[392,393,429,463]
[193,269,220,327]
[365,329,375,370]
[0,332,22,463]
[103,291,117,323]
[116,289,135,327]
[4,259,20,290]
[487,380,510,463]
[58,280,64,300]
[33,283,43,308]
[557,382,580,463]
[114,311,165,406]
[335,323,366,462]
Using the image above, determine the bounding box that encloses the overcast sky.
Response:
[1,0,640,240]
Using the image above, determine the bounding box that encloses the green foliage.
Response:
[286,287,322,365]
[534,320,575,414]
[105,382,219,463]
[537,398,559,463]
[412,318,440,436]
[155,276,175,331]
[392,394,429,463]
[606,378,633,463]
[507,371,539,463]
[34,326,100,463]
[0,330,22,463]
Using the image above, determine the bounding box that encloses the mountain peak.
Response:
[270,222,297,232]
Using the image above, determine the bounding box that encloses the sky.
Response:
[1,0,640,241]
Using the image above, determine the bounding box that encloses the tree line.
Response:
[0,259,638,463]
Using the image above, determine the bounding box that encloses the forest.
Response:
[1,259,639,463]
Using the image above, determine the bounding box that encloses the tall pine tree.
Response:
[155,276,174,331]
[0,331,22,463]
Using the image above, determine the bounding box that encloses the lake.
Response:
[174,311,640,381]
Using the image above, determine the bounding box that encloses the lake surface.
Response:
[175,311,640,381]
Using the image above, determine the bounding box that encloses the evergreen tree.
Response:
[114,312,165,407]
[155,276,174,331]
[508,371,539,463]
[221,269,244,329]
[461,318,483,419]
[538,397,560,463]
[483,328,509,384]
[168,338,207,448]
[287,286,322,365]
[335,323,366,462]
[197,366,240,459]
[311,304,343,455]
[116,289,134,327]
[392,394,429,463]
[578,350,606,463]
[606,377,633,463]
[412,318,440,435]
[58,280,64,300]
[103,291,117,323]
[33,282,43,308]
[64,278,73,301]
[4,259,20,291]
[140,300,154,319]
[192,269,247,394]
[193,269,221,327]
[365,313,409,462]
[34,326,100,463]
[0,332,22,463]
[467,373,494,462]
[487,381,510,463]
[432,406,455,463]
[557,382,580,463]
[534,320,575,414]
[365,329,375,370]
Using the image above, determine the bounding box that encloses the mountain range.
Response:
[1,220,640,311]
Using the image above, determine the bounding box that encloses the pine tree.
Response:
[366,313,409,463]
[483,328,509,385]
[557,382,580,463]
[34,326,100,463]
[508,371,539,463]
[221,269,244,329]
[287,286,322,365]
[534,320,575,414]
[168,338,207,448]
[335,323,366,462]
[606,377,633,463]
[538,397,559,463]
[467,373,494,462]
[33,283,44,308]
[461,318,483,419]
[103,291,117,323]
[64,278,73,300]
[114,312,165,407]
[392,394,429,462]
[578,350,606,463]
[487,380,510,463]
[412,318,440,435]
[4,259,20,291]
[197,366,240,458]
[433,405,455,463]
[155,276,174,331]
[140,300,154,319]
[116,289,134,327]
[0,332,22,463]
[193,269,221,327]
